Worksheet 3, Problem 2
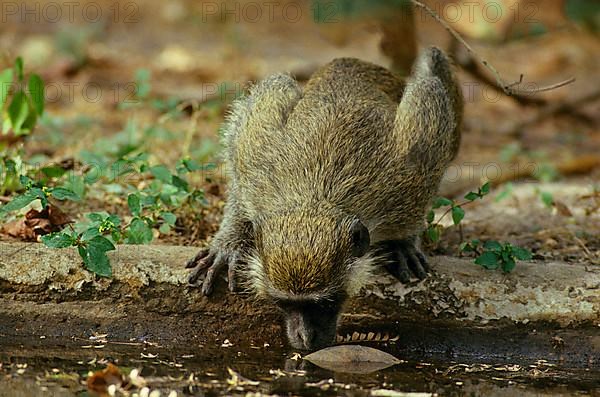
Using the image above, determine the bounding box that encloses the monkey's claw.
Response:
[377,240,429,283]
[186,248,241,296]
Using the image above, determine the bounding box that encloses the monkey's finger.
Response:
[185,249,210,269]
[405,250,428,280]
[202,253,228,296]
[385,252,411,284]
[415,250,430,272]
[188,252,216,285]
[227,252,241,293]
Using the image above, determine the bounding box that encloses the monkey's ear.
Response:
[350,219,370,257]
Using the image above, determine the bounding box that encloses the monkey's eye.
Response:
[273,292,346,314]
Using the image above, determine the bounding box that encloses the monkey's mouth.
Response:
[284,310,339,351]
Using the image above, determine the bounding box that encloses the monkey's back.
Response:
[232,58,437,241]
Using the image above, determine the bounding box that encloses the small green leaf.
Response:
[480,182,491,195]
[502,257,516,273]
[495,183,513,202]
[41,232,75,248]
[79,246,112,277]
[433,197,453,209]
[171,175,189,191]
[28,74,44,115]
[426,226,440,243]
[127,193,141,216]
[0,68,14,109]
[88,235,116,252]
[81,227,101,241]
[159,223,171,234]
[178,158,203,173]
[28,187,48,207]
[161,211,176,225]
[41,166,67,178]
[63,175,86,199]
[426,210,434,224]
[460,239,480,252]
[79,236,116,277]
[20,104,37,133]
[14,57,24,81]
[1,192,37,213]
[464,192,480,201]
[149,165,172,183]
[512,247,532,261]
[451,206,465,225]
[474,251,500,269]
[8,90,29,134]
[540,191,554,208]
[50,187,80,201]
[134,68,151,99]
[126,218,153,244]
[87,212,105,222]
[19,174,35,188]
[106,214,121,227]
[483,240,503,251]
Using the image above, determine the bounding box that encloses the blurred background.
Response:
[0,0,599,263]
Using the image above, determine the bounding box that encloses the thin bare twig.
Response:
[410,0,576,96]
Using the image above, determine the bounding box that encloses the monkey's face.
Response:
[250,212,373,350]
[275,292,346,350]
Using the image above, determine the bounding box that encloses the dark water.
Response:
[1,339,599,397]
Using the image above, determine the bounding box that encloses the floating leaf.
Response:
[86,363,124,394]
[303,345,401,374]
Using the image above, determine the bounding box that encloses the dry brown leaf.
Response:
[2,204,71,241]
[553,200,573,217]
[86,363,125,395]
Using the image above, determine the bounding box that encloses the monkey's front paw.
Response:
[376,240,429,283]
[185,246,242,296]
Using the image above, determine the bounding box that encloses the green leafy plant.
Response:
[1,154,206,277]
[425,182,490,243]
[42,213,120,277]
[1,57,44,136]
[461,239,532,273]
[0,175,80,214]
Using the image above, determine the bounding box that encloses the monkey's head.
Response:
[248,208,373,350]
